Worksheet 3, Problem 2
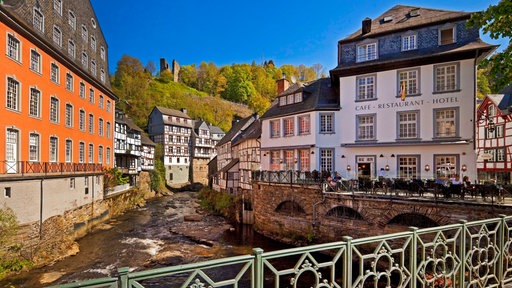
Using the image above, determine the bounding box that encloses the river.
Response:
[0,191,289,287]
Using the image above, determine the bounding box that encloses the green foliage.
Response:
[468,1,512,92]
[477,68,492,99]
[198,187,237,221]
[104,167,130,189]
[150,146,167,192]
[0,207,31,280]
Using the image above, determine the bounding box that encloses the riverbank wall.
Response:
[9,171,156,268]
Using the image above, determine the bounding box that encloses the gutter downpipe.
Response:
[39,178,44,239]
[312,183,326,226]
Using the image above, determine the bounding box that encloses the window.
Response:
[4,187,12,198]
[298,115,310,135]
[270,120,280,138]
[81,25,88,42]
[487,105,497,117]
[33,7,44,32]
[89,88,95,103]
[357,75,376,100]
[69,178,75,189]
[435,155,457,178]
[65,139,72,162]
[79,82,86,99]
[279,97,287,106]
[29,133,40,162]
[88,114,94,134]
[106,100,111,112]
[401,34,417,51]
[7,34,21,61]
[98,146,103,164]
[398,111,419,139]
[299,149,310,171]
[99,95,104,109]
[90,60,96,76]
[49,97,59,123]
[50,63,59,83]
[29,88,41,117]
[6,77,20,111]
[398,155,418,179]
[398,69,419,96]
[320,113,334,133]
[54,0,62,15]
[435,108,457,138]
[65,103,73,127]
[100,46,106,61]
[79,142,85,163]
[49,136,58,162]
[88,144,94,163]
[357,114,375,140]
[320,148,334,173]
[68,11,76,29]
[485,148,506,162]
[486,124,504,139]
[91,36,96,51]
[30,49,41,73]
[100,69,106,83]
[283,117,294,137]
[66,73,73,91]
[106,147,111,165]
[98,118,104,136]
[79,110,85,131]
[356,42,377,62]
[439,26,455,45]
[52,25,62,46]
[434,63,458,92]
[68,40,75,58]
[81,52,88,68]
[106,121,111,138]
[270,151,281,171]
[284,150,294,170]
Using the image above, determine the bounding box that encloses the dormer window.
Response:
[401,33,417,51]
[439,26,456,45]
[287,94,294,104]
[279,92,304,106]
[294,92,303,103]
[356,42,377,62]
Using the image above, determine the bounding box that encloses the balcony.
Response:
[0,161,104,178]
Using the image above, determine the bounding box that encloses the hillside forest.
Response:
[111,55,327,132]
[111,55,494,133]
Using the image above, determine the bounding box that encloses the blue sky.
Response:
[90,0,507,74]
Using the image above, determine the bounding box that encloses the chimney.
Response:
[362,17,372,35]
[276,78,290,95]
[180,108,187,115]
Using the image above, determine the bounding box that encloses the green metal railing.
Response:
[52,215,512,288]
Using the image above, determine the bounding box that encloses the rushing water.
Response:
[0,191,289,288]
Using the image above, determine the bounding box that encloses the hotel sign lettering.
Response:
[355,96,459,111]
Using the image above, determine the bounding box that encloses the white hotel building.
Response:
[261,5,496,182]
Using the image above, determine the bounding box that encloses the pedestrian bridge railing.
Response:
[52,215,512,288]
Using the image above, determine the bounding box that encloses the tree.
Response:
[145,60,156,75]
[468,1,512,92]
[311,63,325,79]
[477,68,492,99]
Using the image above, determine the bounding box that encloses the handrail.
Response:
[0,160,104,176]
[50,215,512,287]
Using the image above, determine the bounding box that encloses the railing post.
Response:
[458,219,467,287]
[498,215,506,287]
[117,267,130,288]
[253,248,264,288]
[409,226,418,288]
[342,236,353,288]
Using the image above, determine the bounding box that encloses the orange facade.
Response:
[0,21,115,173]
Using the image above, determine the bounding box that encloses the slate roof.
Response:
[218,158,240,173]
[341,5,472,43]
[125,117,143,133]
[141,133,156,146]
[216,114,258,147]
[232,119,261,147]
[209,124,225,135]
[260,77,339,120]
[154,106,191,119]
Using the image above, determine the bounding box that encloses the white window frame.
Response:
[89,88,95,103]
[79,82,86,99]
[50,96,60,123]
[398,68,420,96]
[88,143,94,163]
[53,25,62,46]
[434,63,458,93]
[397,111,419,139]
[81,25,88,42]
[434,108,458,138]
[357,114,376,141]
[283,117,294,137]
[398,155,419,179]
[7,33,21,62]
[320,113,334,134]
[29,133,40,162]
[68,39,76,58]
[88,113,94,134]
[356,75,376,101]
[91,35,96,51]
[356,42,377,62]
[401,34,417,51]
[54,0,62,15]
[106,147,111,165]
[79,142,85,163]
[68,10,76,30]
[30,49,41,73]
[98,146,103,164]
[270,120,280,138]
[79,109,85,131]
[6,77,20,111]
[49,136,58,163]
[65,139,72,163]
[439,26,456,45]
[29,87,41,117]
[65,103,73,127]
[50,63,60,84]
[98,118,104,136]
[320,148,334,173]
[66,72,73,91]
[81,52,88,68]
[33,7,44,32]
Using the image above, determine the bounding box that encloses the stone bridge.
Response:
[251,182,512,244]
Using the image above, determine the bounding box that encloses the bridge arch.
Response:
[387,213,439,228]
[325,206,364,220]
[275,200,305,216]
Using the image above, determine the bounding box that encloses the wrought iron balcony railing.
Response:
[0,161,104,177]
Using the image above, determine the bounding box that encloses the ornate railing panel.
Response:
[0,161,104,177]
[50,216,512,288]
